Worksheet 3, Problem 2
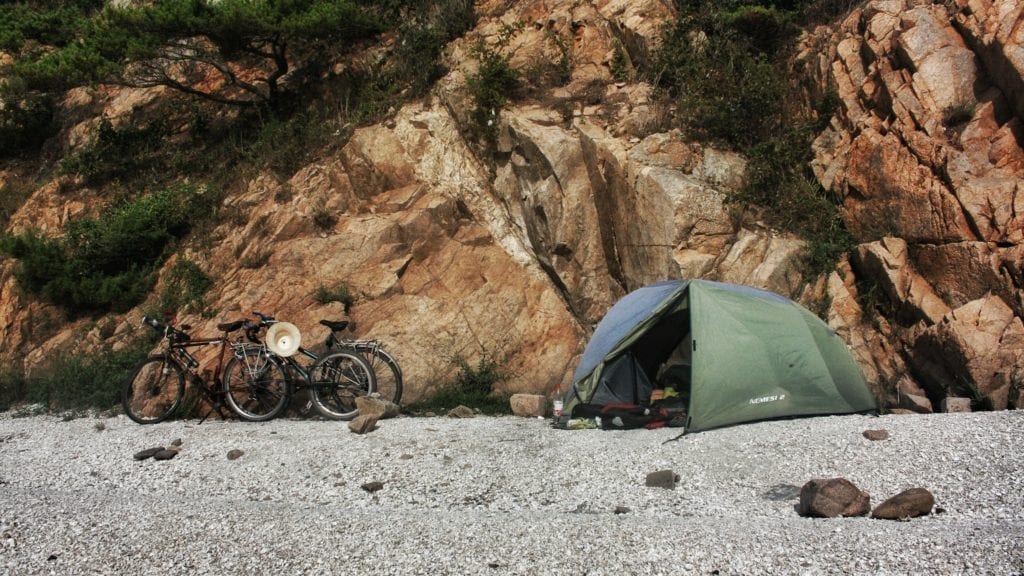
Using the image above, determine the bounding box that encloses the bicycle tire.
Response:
[308,351,376,420]
[356,346,403,406]
[122,355,185,424]
[223,352,289,421]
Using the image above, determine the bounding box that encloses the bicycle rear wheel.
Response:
[308,351,375,420]
[122,355,185,424]
[359,347,403,406]
[223,352,289,421]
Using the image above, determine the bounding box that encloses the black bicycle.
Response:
[221,313,376,421]
[122,316,258,424]
[323,319,403,406]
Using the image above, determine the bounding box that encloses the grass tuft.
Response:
[405,353,511,415]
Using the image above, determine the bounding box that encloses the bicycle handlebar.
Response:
[252,311,276,324]
[141,315,190,343]
[245,311,356,351]
[243,312,274,343]
[244,311,279,341]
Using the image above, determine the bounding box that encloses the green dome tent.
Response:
[565,280,877,432]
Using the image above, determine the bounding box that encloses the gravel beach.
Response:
[1,411,1022,575]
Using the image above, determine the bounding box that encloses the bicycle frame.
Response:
[277,347,318,387]
[168,336,231,379]
[251,311,401,405]
[148,318,250,422]
[238,311,382,419]
[246,313,323,389]
[327,334,403,404]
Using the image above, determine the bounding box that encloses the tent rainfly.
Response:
[565,279,877,432]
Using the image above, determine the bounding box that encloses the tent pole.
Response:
[662,429,688,443]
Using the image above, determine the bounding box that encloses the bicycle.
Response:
[323,319,403,407]
[122,316,263,424]
[221,312,376,421]
[251,312,402,406]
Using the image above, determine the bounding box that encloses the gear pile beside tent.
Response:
[562,280,877,433]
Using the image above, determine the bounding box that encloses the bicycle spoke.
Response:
[240,387,284,413]
[363,349,402,405]
[223,353,289,421]
[331,342,402,405]
[122,356,184,424]
[309,352,375,420]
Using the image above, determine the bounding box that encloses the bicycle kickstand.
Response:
[197,404,215,425]
[198,399,233,424]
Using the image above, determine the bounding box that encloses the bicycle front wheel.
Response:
[223,353,289,421]
[308,351,376,420]
[122,355,185,424]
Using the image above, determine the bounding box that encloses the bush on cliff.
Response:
[652,0,853,275]
[1,184,203,314]
[11,0,384,113]
[406,353,512,415]
[0,338,153,415]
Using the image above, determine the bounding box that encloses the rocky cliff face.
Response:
[1,0,1021,410]
[807,0,1024,411]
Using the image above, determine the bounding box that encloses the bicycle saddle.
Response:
[217,320,245,333]
[319,319,349,332]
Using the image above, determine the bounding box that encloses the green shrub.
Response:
[0,178,35,230]
[428,0,477,41]
[813,88,841,129]
[313,1,474,129]
[651,1,805,148]
[652,1,856,276]
[365,0,476,101]
[854,276,888,318]
[610,41,631,83]
[59,117,168,185]
[158,258,214,317]
[546,31,572,87]
[942,101,975,127]
[406,353,511,415]
[313,282,355,312]
[233,112,333,177]
[1,184,201,314]
[0,91,58,158]
[465,23,523,142]
[0,369,28,413]
[736,125,854,276]
[799,0,861,25]
[393,24,449,95]
[720,5,799,56]
[654,29,785,149]
[802,211,855,276]
[0,1,102,52]
[17,340,152,414]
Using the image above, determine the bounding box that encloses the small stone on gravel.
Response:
[361,481,384,493]
[152,449,177,461]
[133,447,163,460]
